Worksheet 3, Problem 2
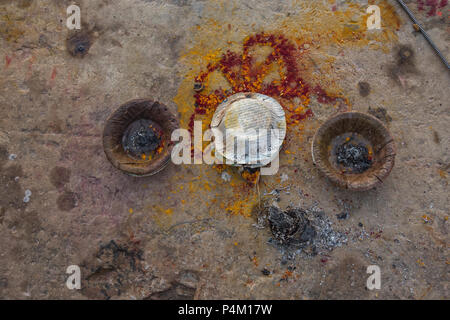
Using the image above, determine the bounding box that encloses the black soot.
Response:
[122,119,162,159]
[335,142,372,173]
[330,133,373,174]
[268,207,315,245]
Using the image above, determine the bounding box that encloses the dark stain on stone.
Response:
[358,81,370,97]
[49,166,71,188]
[24,73,48,97]
[0,164,25,210]
[0,0,32,8]
[110,38,122,48]
[56,191,78,211]
[433,131,440,144]
[66,29,94,58]
[0,207,5,224]
[47,117,65,134]
[38,34,52,49]
[93,240,143,273]
[17,0,33,8]
[0,145,8,167]
[166,34,183,62]
[81,240,147,299]
[19,211,40,236]
[388,44,417,84]
[261,268,271,276]
[368,106,392,123]
[398,45,414,62]
[146,282,195,300]
[4,210,41,242]
[313,256,368,299]
[0,277,7,289]
[178,270,199,289]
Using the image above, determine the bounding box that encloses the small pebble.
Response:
[9,154,17,160]
[23,190,32,203]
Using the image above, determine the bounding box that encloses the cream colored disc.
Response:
[211,92,286,167]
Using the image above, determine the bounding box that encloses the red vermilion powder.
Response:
[189,33,337,133]
[417,0,448,16]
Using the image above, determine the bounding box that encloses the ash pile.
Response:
[257,205,348,258]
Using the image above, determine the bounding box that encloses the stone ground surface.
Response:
[0,0,448,299]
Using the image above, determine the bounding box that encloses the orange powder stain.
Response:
[169,0,401,217]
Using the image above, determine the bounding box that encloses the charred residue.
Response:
[103,99,178,176]
[258,205,347,259]
[268,207,315,245]
[330,133,373,174]
[81,240,146,299]
[146,268,199,300]
[335,143,372,174]
[122,119,162,160]
[81,240,197,300]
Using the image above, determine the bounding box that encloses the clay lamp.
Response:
[312,112,395,191]
[103,99,178,176]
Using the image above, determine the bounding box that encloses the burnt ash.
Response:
[335,142,372,173]
[122,119,161,158]
[268,207,311,245]
[262,206,347,259]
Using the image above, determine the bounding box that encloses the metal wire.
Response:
[396,0,450,69]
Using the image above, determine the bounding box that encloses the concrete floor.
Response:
[0,0,448,299]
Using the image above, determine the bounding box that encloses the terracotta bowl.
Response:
[312,112,395,191]
[103,99,178,177]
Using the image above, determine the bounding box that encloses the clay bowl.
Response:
[312,112,395,191]
[103,99,178,177]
